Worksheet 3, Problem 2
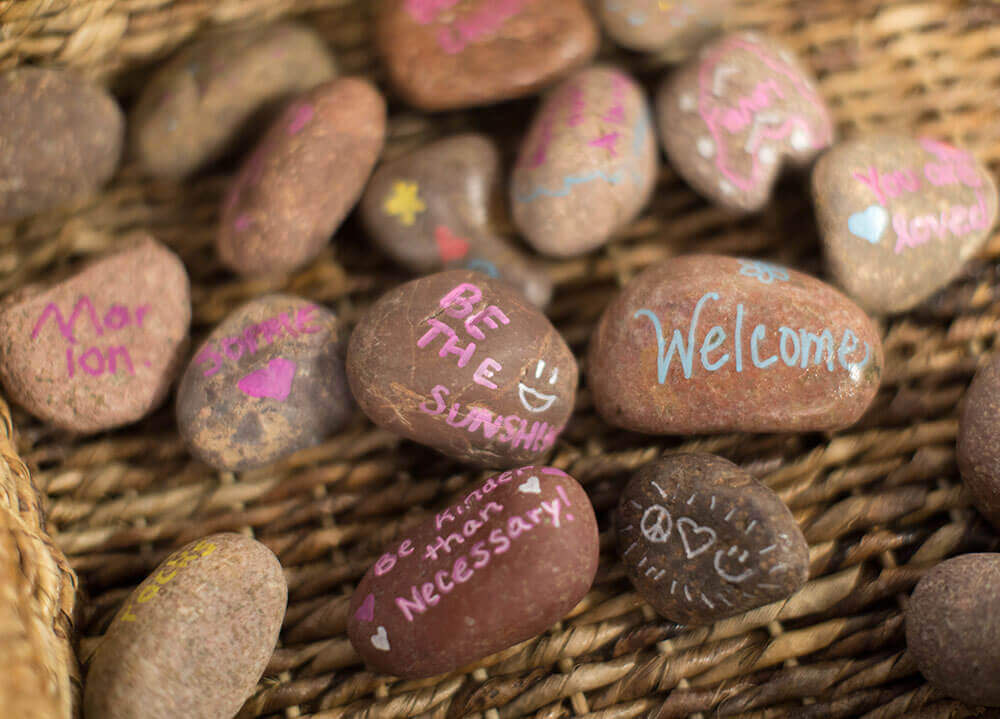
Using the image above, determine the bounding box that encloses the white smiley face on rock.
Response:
[518,360,560,413]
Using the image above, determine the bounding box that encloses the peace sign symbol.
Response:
[641,505,673,543]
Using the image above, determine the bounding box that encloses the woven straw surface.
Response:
[2,0,1000,717]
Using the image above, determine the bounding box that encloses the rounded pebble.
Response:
[958,354,1000,530]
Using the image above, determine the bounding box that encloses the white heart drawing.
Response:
[371,626,390,652]
[677,517,717,559]
[518,476,541,494]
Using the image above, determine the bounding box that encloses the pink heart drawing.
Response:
[355,593,375,623]
[237,358,297,401]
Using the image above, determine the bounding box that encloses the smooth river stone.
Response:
[906,553,1000,706]
[176,294,353,471]
[0,235,191,433]
[656,32,834,212]
[0,67,123,222]
[511,65,658,257]
[599,0,730,54]
[958,354,1000,531]
[84,534,287,719]
[347,270,577,467]
[812,135,998,314]
[361,133,553,307]
[375,0,598,111]
[218,77,386,276]
[617,453,808,624]
[588,254,883,434]
[348,465,598,678]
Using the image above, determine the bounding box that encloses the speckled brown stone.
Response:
[375,0,598,111]
[0,235,190,433]
[958,354,1000,531]
[83,533,287,719]
[218,77,386,276]
[813,135,998,314]
[588,254,883,434]
[511,65,658,257]
[130,22,336,179]
[347,466,597,678]
[656,32,833,212]
[361,133,552,307]
[0,67,123,222]
[906,553,1000,707]
[176,294,352,472]
[598,0,730,54]
[617,453,808,624]
[346,270,577,467]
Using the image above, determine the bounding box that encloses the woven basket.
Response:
[2,0,1000,717]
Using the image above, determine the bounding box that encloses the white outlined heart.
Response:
[518,476,541,494]
[677,517,717,558]
[371,626,390,652]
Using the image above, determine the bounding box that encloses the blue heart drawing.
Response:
[848,204,889,245]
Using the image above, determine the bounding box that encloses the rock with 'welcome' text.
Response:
[588,255,883,434]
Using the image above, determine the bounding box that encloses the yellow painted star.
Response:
[383,180,426,226]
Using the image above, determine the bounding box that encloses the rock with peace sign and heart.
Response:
[616,453,809,624]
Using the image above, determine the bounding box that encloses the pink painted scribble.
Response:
[237,357,297,401]
[404,0,461,24]
[433,0,530,54]
[234,214,253,232]
[287,103,315,135]
[589,131,621,156]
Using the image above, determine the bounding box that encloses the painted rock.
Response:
[361,133,553,307]
[348,465,598,678]
[375,0,598,111]
[598,0,730,54]
[588,254,883,434]
[131,22,336,179]
[0,68,123,222]
[176,294,352,471]
[0,236,191,433]
[218,78,386,276]
[511,66,659,257]
[958,354,1000,531]
[617,453,808,624]
[812,135,998,314]
[656,32,834,212]
[906,553,1000,706]
[83,534,287,719]
[347,270,577,467]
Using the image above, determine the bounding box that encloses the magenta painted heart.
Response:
[237,358,297,401]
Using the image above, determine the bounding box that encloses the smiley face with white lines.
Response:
[518,359,561,413]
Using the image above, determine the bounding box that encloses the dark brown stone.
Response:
[0,235,191,433]
[511,65,658,257]
[84,533,287,719]
[588,254,883,434]
[347,466,598,678]
[361,133,552,307]
[906,553,1000,707]
[656,32,833,212]
[218,77,386,276]
[375,0,598,111]
[598,0,729,54]
[617,453,808,624]
[130,22,336,179]
[958,354,1000,530]
[0,68,123,222]
[813,135,998,314]
[176,294,352,471]
[346,270,577,467]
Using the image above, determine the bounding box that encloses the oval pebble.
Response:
[0,235,191,433]
[0,67,123,222]
[347,270,578,467]
[83,533,287,719]
[176,294,353,471]
[361,133,553,307]
[588,254,883,434]
[906,553,1000,706]
[598,0,729,54]
[218,77,386,276]
[511,65,658,257]
[813,134,998,314]
[348,466,598,678]
[958,354,1000,530]
[617,453,808,624]
[131,22,336,179]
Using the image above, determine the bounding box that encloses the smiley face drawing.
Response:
[518,360,561,413]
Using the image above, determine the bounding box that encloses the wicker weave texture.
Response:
[2,1,1000,718]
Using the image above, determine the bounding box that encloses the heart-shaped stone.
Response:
[517,475,541,494]
[813,134,999,314]
[676,517,717,558]
[355,593,376,622]
[237,358,297,400]
[370,626,391,652]
[656,32,833,212]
